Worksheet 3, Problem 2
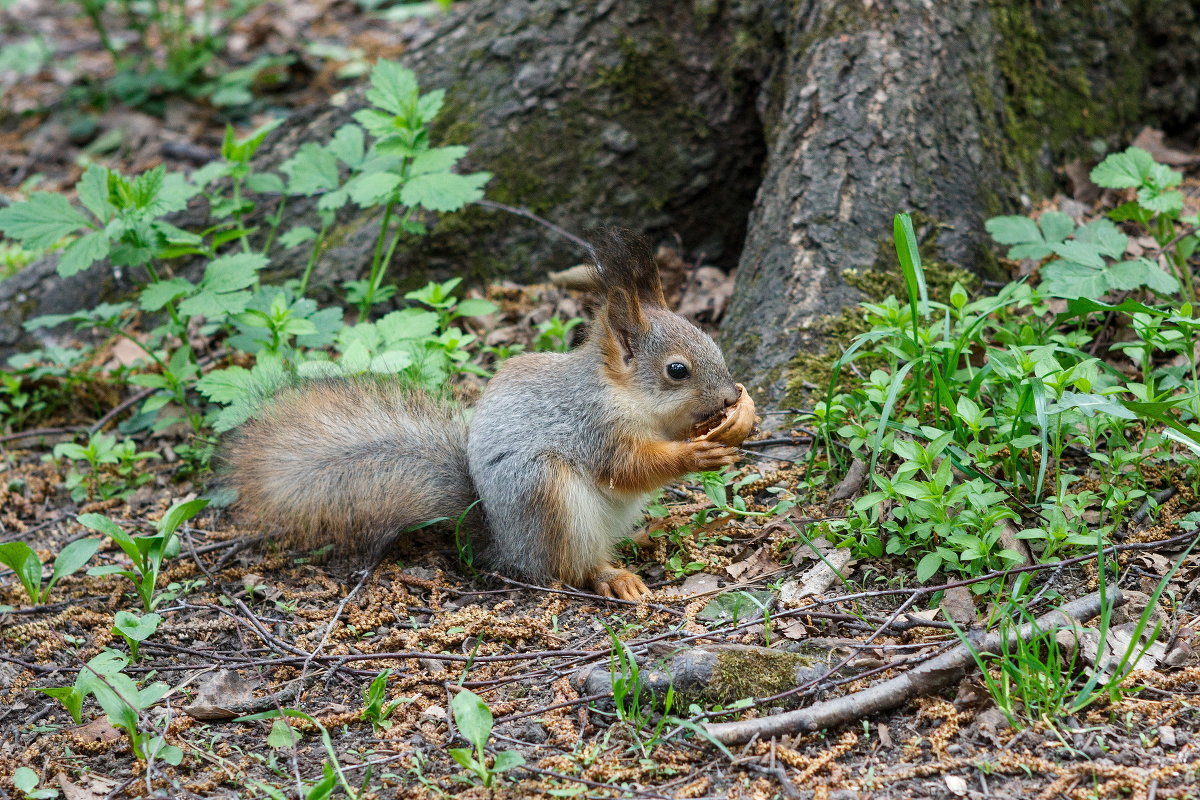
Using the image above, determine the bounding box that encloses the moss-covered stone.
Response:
[708,649,813,705]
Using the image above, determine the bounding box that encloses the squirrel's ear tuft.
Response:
[587,227,667,314]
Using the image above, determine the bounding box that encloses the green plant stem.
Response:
[80,0,124,64]
[298,220,331,296]
[261,195,287,255]
[361,200,397,317]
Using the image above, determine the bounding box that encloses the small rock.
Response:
[1160,726,1177,748]
[418,658,446,674]
[600,124,638,154]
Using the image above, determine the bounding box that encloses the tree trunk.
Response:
[3,0,1197,398]
[721,0,1200,404]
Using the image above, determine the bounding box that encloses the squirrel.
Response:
[218,228,755,600]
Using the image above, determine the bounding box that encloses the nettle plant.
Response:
[822,179,1199,589]
[0,59,498,447]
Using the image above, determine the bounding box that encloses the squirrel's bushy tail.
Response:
[218,377,477,558]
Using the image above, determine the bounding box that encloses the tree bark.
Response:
[721,0,1200,404]
[2,0,1197,395]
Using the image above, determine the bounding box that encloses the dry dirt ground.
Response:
[4,2,1200,799]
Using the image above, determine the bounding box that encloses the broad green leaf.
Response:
[1054,391,1137,419]
[1106,258,1179,295]
[0,193,90,249]
[984,215,1040,245]
[0,542,41,602]
[352,108,399,140]
[454,298,497,318]
[1039,261,1108,299]
[159,498,209,536]
[77,513,130,542]
[1139,188,1184,215]
[1049,241,1106,270]
[491,750,524,772]
[415,89,445,124]
[1037,211,1075,244]
[450,689,492,752]
[49,537,101,590]
[113,610,162,641]
[268,718,301,748]
[179,288,252,318]
[1090,146,1153,189]
[400,171,490,212]
[378,308,439,342]
[915,552,942,583]
[1075,218,1127,258]
[279,225,318,249]
[11,767,39,794]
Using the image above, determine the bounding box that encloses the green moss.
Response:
[708,649,812,705]
[982,2,1149,196]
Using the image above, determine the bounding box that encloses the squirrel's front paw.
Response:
[687,440,739,471]
[591,566,649,601]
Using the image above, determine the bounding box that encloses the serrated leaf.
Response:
[179,288,252,318]
[279,225,318,249]
[1076,218,1128,258]
[400,171,490,212]
[1138,188,1184,215]
[140,278,195,311]
[1049,241,1106,270]
[409,146,468,176]
[353,108,401,140]
[366,60,419,116]
[0,193,91,249]
[57,231,111,277]
[378,308,439,342]
[985,215,1041,245]
[346,172,402,207]
[202,252,268,293]
[1037,211,1075,244]
[328,124,365,168]
[416,89,445,124]
[78,163,115,222]
[246,172,284,194]
[282,143,340,196]
[1106,258,1179,295]
[1090,146,1153,189]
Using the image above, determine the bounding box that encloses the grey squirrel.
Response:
[219,229,756,600]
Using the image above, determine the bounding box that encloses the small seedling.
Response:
[80,497,208,610]
[112,610,162,662]
[448,689,524,788]
[0,537,100,605]
[10,767,58,799]
[360,669,411,730]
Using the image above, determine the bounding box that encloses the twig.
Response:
[701,586,1121,744]
[473,199,590,251]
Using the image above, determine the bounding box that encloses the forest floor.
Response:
[4,2,1200,800]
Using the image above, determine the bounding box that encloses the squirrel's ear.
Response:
[588,228,664,366]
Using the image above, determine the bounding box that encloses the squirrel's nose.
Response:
[721,386,739,408]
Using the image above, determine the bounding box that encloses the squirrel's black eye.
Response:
[666,362,690,380]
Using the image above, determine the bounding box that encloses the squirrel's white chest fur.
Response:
[560,476,650,566]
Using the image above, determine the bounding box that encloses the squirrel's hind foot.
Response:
[590,565,649,601]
